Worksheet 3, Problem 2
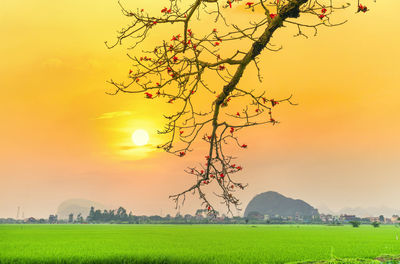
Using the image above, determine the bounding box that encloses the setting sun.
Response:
[131,129,149,146]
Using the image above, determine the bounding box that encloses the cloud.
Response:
[95,111,132,120]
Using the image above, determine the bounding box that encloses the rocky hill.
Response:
[244,191,319,218]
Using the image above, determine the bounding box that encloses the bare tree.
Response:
[105,0,374,216]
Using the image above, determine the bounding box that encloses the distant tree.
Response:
[349,221,361,228]
[106,0,377,215]
[48,214,58,224]
[379,215,385,223]
[87,206,95,222]
[371,221,380,228]
[76,213,83,223]
[68,213,74,223]
[117,206,128,221]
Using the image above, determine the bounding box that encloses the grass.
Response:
[0,224,399,263]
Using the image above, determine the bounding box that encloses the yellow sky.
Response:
[0,0,399,218]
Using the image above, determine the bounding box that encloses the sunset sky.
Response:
[1,0,399,219]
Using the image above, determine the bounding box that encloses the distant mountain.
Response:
[57,199,107,220]
[244,191,319,218]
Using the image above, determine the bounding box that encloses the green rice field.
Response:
[0,224,399,263]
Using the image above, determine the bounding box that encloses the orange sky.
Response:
[0,0,399,218]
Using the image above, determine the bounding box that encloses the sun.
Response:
[131,129,149,146]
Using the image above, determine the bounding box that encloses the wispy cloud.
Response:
[95,111,132,120]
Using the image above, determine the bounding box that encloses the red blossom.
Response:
[236,166,242,170]
[358,4,368,12]
[173,56,178,62]
[270,13,277,19]
[129,69,133,74]
[179,152,186,157]
[214,42,220,46]
[156,82,161,86]
[231,164,236,168]
[319,14,325,19]
[227,0,232,8]
[213,28,217,32]
[200,170,204,174]
[219,65,225,71]
[205,155,210,159]
[207,135,212,140]
[241,144,247,148]
[236,112,240,116]
[152,21,157,25]
[255,109,259,113]
[270,118,275,122]
[161,7,168,13]
[207,206,211,211]
[180,131,184,135]
[230,127,234,133]
[220,173,225,178]
[144,92,153,99]
[136,78,140,82]
[231,185,234,189]
[271,99,279,107]
[321,8,327,13]
[246,2,254,7]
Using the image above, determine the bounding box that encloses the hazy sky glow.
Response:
[0,0,399,218]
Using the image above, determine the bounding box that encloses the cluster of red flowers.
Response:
[231,164,243,171]
[270,99,279,107]
[161,7,171,14]
[358,4,368,13]
[139,56,152,61]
